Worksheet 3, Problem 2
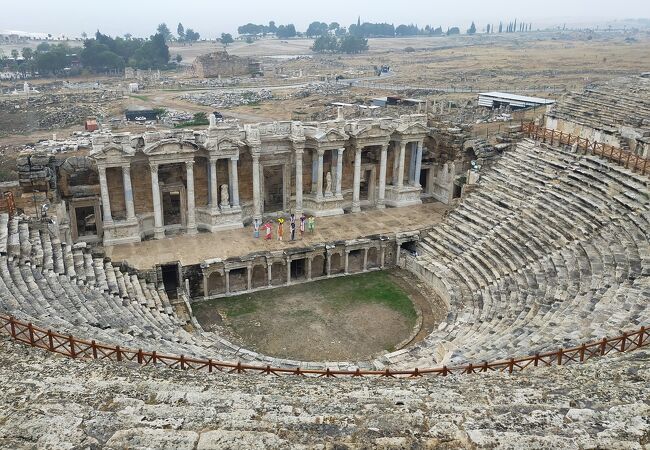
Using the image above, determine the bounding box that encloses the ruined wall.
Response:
[106,167,126,219]
[192,52,254,79]
[131,162,153,214]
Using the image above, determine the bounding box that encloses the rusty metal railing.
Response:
[1,315,646,378]
[521,123,649,176]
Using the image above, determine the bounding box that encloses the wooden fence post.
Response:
[91,340,98,359]
[68,335,76,358]
[27,323,35,346]
[557,348,563,365]
[48,330,54,351]
[116,346,122,362]
[600,338,607,356]
[638,327,646,348]
[620,333,627,352]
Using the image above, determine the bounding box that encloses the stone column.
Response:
[246,263,252,291]
[209,158,219,212]
[336,148,344,197]
[316,149,324,199]
[229,157,240,208]
[397,141,407,188]
[392,143,400,185]
[98,166,113,225]
[409,144,417,185]
[295,149,303,215]
[122,165,135,221]
[267,262,273,287]
[352,148,362,213]
[380,246,386,268]
[252,154,262,219]
[286,258,291,284]
[363,248,369,271]
[149,163,164,239]
[397,142,406,188]
[224,269,230,294]
[203,272,209,299]
[306,257,312,280]
[326,253,332,276]
[414,141,423,188]
[185,160,197,234]
[377,144,388,208]
[395,241,402,265]
[344,250,350,274]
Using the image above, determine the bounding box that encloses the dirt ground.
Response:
[192,269,444,361]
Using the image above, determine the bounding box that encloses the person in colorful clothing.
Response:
[308,215,315,233]
[277,217,285,241]
[299,213,306,239]
[253,218,260,238]
[263,221,273,240]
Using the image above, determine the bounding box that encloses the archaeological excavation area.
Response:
[0,23,649,447]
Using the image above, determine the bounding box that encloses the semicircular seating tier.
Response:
[0,138,647,371]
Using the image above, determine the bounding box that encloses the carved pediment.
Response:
[143,139,199,156]
[350,125,391,140]
[90,143,135,160]
[396,122,429,135]
[307,127,348,143]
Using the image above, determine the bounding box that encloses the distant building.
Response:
[478,92,555,110]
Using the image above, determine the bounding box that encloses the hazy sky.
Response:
[2,0,649,38]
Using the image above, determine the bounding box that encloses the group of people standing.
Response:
[252,213,316,241]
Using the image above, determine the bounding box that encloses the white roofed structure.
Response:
[478,92,555,109]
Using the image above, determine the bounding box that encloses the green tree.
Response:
[311,35,339,53]
[306,21,329,37]
[338,35,368,54]
[268,21,277,33]
[276,24,297,39]
[21,48,33,60]
[329,22,340,31]
[467,21,477,35]
[157,23,172,41]
[185,29,200,42]
[175,54,183,63]
[177,23,185,41]
[220,33,234,47]
[11,49,19,59]
[447,27,460,35]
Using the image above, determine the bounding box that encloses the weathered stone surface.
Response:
[0,337,647,449]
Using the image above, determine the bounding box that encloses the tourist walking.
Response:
[308,215,316,233]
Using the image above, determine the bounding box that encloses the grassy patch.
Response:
[198,271,416,323]
[129,94,150,101]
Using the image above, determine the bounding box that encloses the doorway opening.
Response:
[162,191,183,226]
[161,263,180,299]
[264,165,284,213]
[290,259,306,281]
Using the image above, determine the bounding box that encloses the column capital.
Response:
[400,141,408,150]
[252,153,260,162]
[381,143,389,152]
[317,148,325,156]
[209,155,220,163]
[337,147,345,155]
[121,164,131,173]
[230,156,239,162]
[149,163,159,173]
[185,160,194,169]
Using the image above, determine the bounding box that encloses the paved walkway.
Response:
[105,202,449,269]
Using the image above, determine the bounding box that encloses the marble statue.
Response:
[220,184,230,207]
[325,172,333,195]
[209,113,217,128]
